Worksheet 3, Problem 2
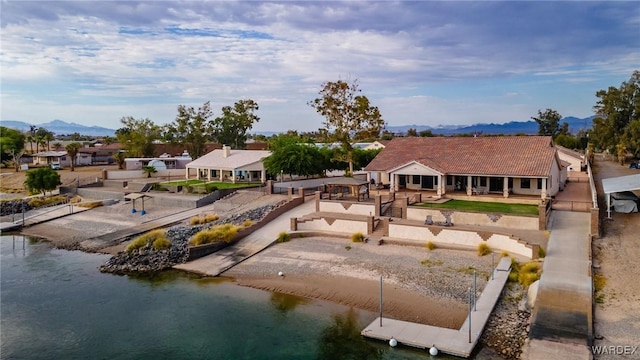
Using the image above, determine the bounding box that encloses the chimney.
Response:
[223,145,230,158]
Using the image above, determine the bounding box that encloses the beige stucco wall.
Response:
[318,201,376,216]
[388,223,535,259]
[406,207,539,230]
[296,218,368,234]
[105,169,186,180]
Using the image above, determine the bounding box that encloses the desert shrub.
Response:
[425,241,436,251]
[69,196,82,204]
[126,229,168,252]
[538,246,546,258]
[77,201,103,209]
[345,245,352,250]
[477,243,491,256]
[204,213,219,223]
[205,183,218,193]
[189,224,240,246]
[518,261,541,287]
[243,219,254,227]
[501,250,510,257]
[508,257,521,282]
[277,232,290,243]
[152,237,172,250]
[351,232,365,243]
[190,216,203,225]
[593,274,607,292]
[27,195,69,208]
[420,259,443,267]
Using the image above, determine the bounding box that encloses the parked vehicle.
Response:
[610,191,640,213]
[50,163,61,170]
[630,162,640,169]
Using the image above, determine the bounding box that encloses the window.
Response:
[480,177,487,187]
[413,175,420,184]
[537,179,542,190]
[521,178,531,189]
[447,175,453,186]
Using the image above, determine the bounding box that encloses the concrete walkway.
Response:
[522,211,593,359]
[174,199,316,276]
[0,203,91,232]
[361,257,512,358]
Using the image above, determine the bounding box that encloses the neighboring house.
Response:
[556,146,585,172]
[364,136,564,199]
[185,145,271,183]
[124,151,192,170]
[32,150,92,167]
[314,141,387,151]
[78,143,123,164]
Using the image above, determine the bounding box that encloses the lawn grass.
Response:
[416,199,538,215]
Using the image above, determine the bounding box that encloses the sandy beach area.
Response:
[224,236,495,329]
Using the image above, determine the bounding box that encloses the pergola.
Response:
[325,177,370,201]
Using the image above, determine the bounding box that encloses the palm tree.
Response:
[142,165,157,178]
[52,142,63,151]
[65,142,82,171]
[44,132,55,151]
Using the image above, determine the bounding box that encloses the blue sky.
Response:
[1,1,638,133]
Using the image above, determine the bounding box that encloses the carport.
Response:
[602,174,640,218]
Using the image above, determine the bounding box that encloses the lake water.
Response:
[1,234,457,360]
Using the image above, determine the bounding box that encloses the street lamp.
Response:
[281,170,283,182]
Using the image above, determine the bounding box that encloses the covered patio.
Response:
[185,145,270,184]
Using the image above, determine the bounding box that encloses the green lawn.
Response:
[416,199,538,215]
[159,179,205,186]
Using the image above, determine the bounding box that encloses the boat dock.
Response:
[361,256,512,358]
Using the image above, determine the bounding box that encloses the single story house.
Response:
[556,146,585,172]
[364,136,564,200]
[185,145,271,183]
[125,151,192,170]
[78,143,123,165]
[32,151,92,167]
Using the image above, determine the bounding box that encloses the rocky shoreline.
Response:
[98,200,286,274]
[480,284,532,359]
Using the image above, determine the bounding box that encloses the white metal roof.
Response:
[601,174,640,194]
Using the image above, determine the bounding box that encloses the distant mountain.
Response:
[1,119,117,137]
[385,116,595,136]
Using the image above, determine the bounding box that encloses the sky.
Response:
[1,1,639,133]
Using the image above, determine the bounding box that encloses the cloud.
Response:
[1,1,638,132]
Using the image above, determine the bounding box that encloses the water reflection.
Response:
[317,308,384,360]
[270,291,309,313]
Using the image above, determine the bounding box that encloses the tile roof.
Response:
[364,136,557,177]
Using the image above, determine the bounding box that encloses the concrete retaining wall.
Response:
[187,196,305,260]
[406,207,539,230]
[388,223,537,259]
[318,201,376,216]
[295,217,368,235]
[105,169,186,180]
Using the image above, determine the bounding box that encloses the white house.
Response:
[185,145,271,183]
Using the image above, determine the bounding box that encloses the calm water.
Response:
[0,235,452,360]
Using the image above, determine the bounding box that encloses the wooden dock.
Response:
[361,256,512,358]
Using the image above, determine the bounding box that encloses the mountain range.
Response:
[2,116,595,138]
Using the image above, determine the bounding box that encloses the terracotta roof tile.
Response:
[364,136,557,177]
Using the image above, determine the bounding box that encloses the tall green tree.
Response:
[532,109,562,137]
[1,126,26,171]
[213,99,260,149]
[263,135,324,178]
[115,117,161,157]
[166,101,215,159]
[24,167,61,196]
[65,142,82,171]
[591,70,640,154]
[308,79,384,175]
